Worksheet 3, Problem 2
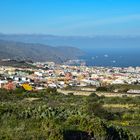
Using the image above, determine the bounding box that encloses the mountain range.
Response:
[0,34,140,51]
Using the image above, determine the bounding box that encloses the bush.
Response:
[46,87,57,94]
[96,87,108,92]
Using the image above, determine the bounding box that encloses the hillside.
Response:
[0,39,84,63]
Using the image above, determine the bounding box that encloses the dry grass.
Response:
[58,89,140,97]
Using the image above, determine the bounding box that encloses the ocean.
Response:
[81,46,140,67]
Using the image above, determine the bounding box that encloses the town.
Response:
[1,60,140,95]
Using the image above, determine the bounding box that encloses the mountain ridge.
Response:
[0,34,140,51]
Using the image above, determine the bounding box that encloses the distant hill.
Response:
[0,39,84,63]
[0,34,140,50]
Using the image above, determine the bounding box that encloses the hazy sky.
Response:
[0,0,140,36]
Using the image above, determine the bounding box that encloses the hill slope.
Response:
[0,40,84,63]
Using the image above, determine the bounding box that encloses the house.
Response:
[127,89,140,94]
[0,80,7,88]
[80,79,100,87]
[3,81,16,90]
[111,79,125,85]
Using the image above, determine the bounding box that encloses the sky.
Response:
[0,0,140,36]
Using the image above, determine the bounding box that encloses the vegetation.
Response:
[0,88,140,140]
[97,84,140,93]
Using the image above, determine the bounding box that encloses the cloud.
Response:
[51,14,140,35]
[64,14,140,29]
[39,14,140,35]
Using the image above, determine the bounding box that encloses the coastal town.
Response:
[1,60,140,95]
